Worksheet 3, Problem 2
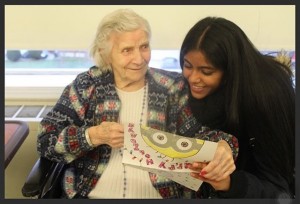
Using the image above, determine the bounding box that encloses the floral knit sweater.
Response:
[37,66,239,198]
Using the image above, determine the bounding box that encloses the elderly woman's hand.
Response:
[189,140,235,190]
[87,121,124,148]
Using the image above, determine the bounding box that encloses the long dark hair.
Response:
[180,17,295,184]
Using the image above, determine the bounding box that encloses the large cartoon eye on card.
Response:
[176,138,193,151]
[152,132,168,145]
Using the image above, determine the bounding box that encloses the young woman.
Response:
[181,17,295,198]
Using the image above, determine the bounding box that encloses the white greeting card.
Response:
[122,123,218,191]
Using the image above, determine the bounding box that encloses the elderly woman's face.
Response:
[109,29,151,90]
[183,50,223,100]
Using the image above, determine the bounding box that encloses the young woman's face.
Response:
[182,51,224,99]
[109,29,151,90]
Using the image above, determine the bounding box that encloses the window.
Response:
[5,49,182,73]
[5,49,295,100]
[5,49,182,100]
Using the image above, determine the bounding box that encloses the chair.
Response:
[21,157,66,198]
[5,120,30,168]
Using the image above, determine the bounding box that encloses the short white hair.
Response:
[90,8,151,72]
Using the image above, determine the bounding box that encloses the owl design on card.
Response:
[140,126,204,158]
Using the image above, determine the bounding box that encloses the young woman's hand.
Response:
[189,140,235,190]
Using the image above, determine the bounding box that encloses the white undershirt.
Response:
[88,85,162,199]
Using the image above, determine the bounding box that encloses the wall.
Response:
[5,5,295,51]
[5,99,57,198]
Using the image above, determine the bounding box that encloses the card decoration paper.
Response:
[122,123,218,191]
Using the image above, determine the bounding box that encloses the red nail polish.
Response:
[200,171,207,176]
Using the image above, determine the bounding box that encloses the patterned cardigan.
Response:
[37,66,239,199]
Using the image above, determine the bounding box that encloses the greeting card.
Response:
[122,123,218,191]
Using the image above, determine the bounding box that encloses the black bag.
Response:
[22,157,66,198]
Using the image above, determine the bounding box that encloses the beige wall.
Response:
[5,5,295,51]
[5,100,57,198]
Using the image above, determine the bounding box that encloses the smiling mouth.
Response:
[128,68,142,70]
[191,84,205,93]
[192,84,205,89]
[126,66,144,71]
